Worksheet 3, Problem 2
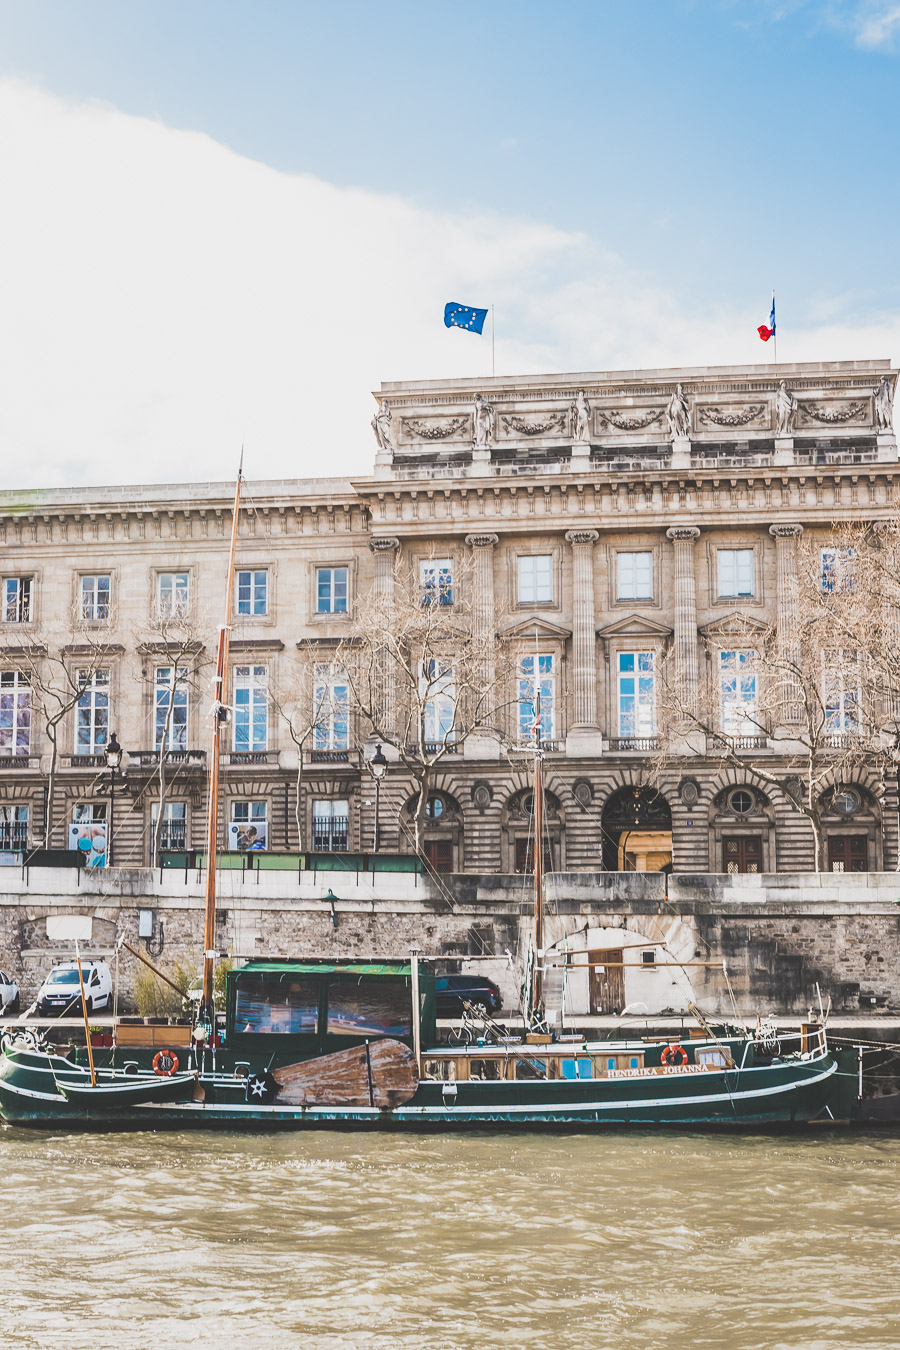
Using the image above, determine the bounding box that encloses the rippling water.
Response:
[2,1126,899,1349]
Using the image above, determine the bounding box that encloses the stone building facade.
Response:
[0,358,897,876]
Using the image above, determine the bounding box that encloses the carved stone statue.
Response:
[371,402,393,453]
[473,392,494,448]
[775,381,796,437]
[572,389,591,443]
[875,376,894,433]
[665,383,691,441]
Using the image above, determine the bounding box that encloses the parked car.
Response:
[36,961,112,1016]
[0,971,19,1014]
[435,974,503,1017]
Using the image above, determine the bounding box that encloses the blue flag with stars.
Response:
[444,301,488,334]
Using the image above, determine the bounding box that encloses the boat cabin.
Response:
[225,960,436,1058]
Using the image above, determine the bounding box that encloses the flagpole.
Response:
[491,305,495,379]
[772,289,777,367]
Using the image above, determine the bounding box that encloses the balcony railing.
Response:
[0,824,28,850]
[151,823,187,859]
[711,735,768,752]
[608,737,660,753]
[225,751,277,766]
[312,817,349,852]
[67,754,107,768]
[307,748,352,764]
[134,749,207,768]
[0,754,35,769]
[408,740,460,756]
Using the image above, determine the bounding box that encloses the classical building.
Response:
[0,358,897,875]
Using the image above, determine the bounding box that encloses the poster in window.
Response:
[228,819,268,851]
[68,822,107,867]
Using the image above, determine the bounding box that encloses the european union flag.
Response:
[444,302,488,334]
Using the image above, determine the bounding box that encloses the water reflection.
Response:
[2,1128,899,1349]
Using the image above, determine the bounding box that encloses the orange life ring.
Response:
[660,1043,688,1068]
[152,1050,179,1076]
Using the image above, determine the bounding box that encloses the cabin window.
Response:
[514,1057,547,1080]
[470,1058,503,1081]
[326,977,411,1038]
[697,1048,728,1068]
[561,1058,593,1080]
[234,975,319,1035]
[423,1057,454,1082]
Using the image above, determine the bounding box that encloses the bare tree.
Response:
[337,549,512,854]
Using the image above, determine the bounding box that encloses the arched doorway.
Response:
[601,786,672,872]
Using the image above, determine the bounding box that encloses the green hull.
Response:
[0,1041,840,1131]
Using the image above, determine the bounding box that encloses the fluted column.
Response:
[666,526,701,710]
[369,536,400,734]
[565,530,599,727]
[464,533,500,760]
[769,523,804,724]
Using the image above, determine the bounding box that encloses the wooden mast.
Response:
[200,459,243,1027]
[532,686,544,1019]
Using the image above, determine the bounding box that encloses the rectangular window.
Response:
[229,799,268,851]
[821,547,855,593]
[719,650,759,734]
[517,555,553,604]
[313,798,349,852]
[313,665,350,751]
[617,651,655,737]
[236,569,268,617]
[0,672,31,757]
[75,670,110,753]
[422,658,456,747]
[316,566,348,614]
[822,649,861,733]
[233,665,268,752]
[723,836,762,874]
[0,804,28,851]
[234,973,319,1036]
[151,801,187,857]
[828,835,868,873]
[717,549,754,598]
[80,575,111,621]
[326,977,412,1038]
[157,572,189,619]
[616,552,653,601]
[154,667,188,751]
[518,654,555,743]
[420,558,453,606]
[2,577,32,624]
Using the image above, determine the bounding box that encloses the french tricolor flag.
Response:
[758,294,776,342]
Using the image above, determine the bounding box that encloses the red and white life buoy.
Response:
[152,1050,179,1076]
[660,1043,689,1068]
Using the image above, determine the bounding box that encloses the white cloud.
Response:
[0,78,895,492]
[850,1,900,47]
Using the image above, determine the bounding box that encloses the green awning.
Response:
[235,960,412,977]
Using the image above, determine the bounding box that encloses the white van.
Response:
[36,961,112,1016]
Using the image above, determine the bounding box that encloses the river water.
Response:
[1,1127,899,1349]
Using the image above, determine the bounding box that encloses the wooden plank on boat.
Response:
[115,1023,193,1048]
[273,1038,418,1107]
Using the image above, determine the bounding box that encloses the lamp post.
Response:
[369,743,387,852]
[104,731,123,867]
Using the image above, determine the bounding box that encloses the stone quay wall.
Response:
[1,867,899,1018]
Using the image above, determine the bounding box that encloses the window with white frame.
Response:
[236,569,268,617]
[157,572,189,619]
[155,667,189,751]
[229,799,268,851]
[316,566,348,614]
[233,665,268,752]
[719,650,759,734]
[313,664,350,751]
[518,654,556,743]
[312,798,349,852]
[420,558,453,606]
[823,649,861,733]
[617,552,653,601]
[0,672,31,757]
[820,547,856,593]
[617,652,656,738]
[75,670,110,753]
[2,577,32,624]
[80,574,111,621]
[422,658,456,747]
[717,550,754,598]
[0,804,28,850]
[151,801,187,856]
[517,555,553,604]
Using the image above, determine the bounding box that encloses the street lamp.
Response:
[369,743,387,852]
[104,731,123,867]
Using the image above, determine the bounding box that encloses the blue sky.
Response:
[0,0,897,486]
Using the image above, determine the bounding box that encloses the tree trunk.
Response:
[294,746,304,853]
[44,731,59,848]
[412,773,430,856]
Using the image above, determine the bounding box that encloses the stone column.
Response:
[368,537,401,741]
[769,523,804,725]
[464,533,500,760]
[666,526,701,711]
[565,530,603,756]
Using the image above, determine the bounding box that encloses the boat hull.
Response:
[0,1044,840,1130]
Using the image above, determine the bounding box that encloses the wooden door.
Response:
[515,837,554,874]
[424,838,454,873]
[589,949,625,1015]
[723,836,762,874]
[828,835,868,872]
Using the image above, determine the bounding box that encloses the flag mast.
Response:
[491,305,495,379]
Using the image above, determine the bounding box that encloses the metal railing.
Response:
[0,824,28,850]
[312,817,349,852]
